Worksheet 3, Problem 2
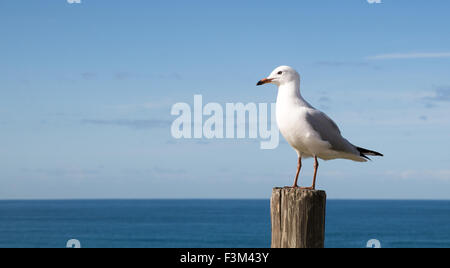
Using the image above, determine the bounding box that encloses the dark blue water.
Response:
[0,200,449,248]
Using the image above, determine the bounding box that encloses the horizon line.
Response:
[0,198,449,201]
[366,52,450,60]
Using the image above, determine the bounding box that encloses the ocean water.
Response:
[0,200,449,248]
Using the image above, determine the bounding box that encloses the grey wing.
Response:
[305,111,358,154]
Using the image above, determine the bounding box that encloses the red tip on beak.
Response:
[257,78,273,86]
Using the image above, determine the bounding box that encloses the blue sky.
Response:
[1,0,450,199]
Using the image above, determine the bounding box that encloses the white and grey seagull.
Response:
[257,66,383,190]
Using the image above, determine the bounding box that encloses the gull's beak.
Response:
[256,78,273,86]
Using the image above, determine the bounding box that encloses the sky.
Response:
[1,0,450,199]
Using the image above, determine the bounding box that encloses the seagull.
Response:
[257,66,383,190]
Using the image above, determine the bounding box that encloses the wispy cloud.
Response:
[81,72,97,80]
[77,72,182,81]
[114,72,132,80]
[367,52,450,60]
[82,119,172,129]
[150,72,182,80]
[112,100,175,112]
[21,167,101,180]
[421,86,450,104]
[153,166,186,175]
[385,170,450,181]
[314,61,380,69]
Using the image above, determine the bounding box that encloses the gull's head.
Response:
[256,66,300,87]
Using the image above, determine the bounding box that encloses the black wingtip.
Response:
[357,147,383,158]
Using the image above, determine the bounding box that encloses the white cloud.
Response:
[385,170,450,181]
[422,86,450,102]
[366,52,450,60]
[82,119,171,129]
[111,100,175,112]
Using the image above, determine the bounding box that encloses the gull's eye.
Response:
[278,71,283,75]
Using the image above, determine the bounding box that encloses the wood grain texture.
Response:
[271,188,327,248]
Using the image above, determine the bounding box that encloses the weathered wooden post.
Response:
[271,187,327,248]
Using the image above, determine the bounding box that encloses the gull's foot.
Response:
[300,187,315,190]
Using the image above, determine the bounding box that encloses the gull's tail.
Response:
[356,147,384,160]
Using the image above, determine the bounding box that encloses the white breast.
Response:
[276,97,315,157]
[275,80,337,158]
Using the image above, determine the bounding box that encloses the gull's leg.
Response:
[292,157,302,188]
[301,156,319,190]
[312,156,319,189]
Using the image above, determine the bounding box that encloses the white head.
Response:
[256,66,300,87]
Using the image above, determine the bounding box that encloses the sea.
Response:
[0,200,449,248]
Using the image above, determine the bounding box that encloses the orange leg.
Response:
[301,156,319,190]
[312,156,319,189]
[292,157,302,188]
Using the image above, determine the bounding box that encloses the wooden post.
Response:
[271,187,327,248]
